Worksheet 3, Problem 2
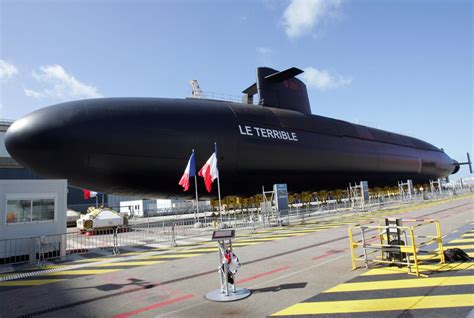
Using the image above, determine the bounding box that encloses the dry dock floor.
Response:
[0,195,473,317]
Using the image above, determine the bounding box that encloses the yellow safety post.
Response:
[348,226,357,270]
[435,220,445,264]
[378,226,385,260]
[408,227,421,277]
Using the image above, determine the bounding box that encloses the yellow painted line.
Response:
[74,258,115,263]
[325,275,473,293]
[245,230,277,234]
[283,229,323,233]
[450,238,474,243]
[266,233,306,238]
[94,261,165,267]
[176,248,219,253]
[231,242,261,246]
[272,294,474,315]
[236,238,285,242]
[361,262,474,276]
[45,269,120,276]
[0,279,65,287]
[145,254,205,259]
[298,226,336,230]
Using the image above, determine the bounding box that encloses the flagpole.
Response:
[192,149,200,223]
[215,142,223,223]
[194,175,199,223]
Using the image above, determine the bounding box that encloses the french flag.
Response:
[178,150,196,191]
[198,144,219,193]
[82,189,98,200]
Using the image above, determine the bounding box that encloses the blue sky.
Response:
[1,0,472,179]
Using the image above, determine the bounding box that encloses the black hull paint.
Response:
[5,97,456,198]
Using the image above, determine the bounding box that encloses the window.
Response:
[32,199,55,221]
[7,200,31,223]
[6,198,55,224]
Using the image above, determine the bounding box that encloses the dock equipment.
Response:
[349,218,445,277]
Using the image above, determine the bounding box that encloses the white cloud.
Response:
[283,0,342,38]
[0,60,18,79]
[301,66,352,90]
[256,47,273,55]
[24,64,102,100]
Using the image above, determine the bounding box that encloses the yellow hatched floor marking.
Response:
[272,294,474,316]
[45,269,120,275]
[325,275,473,293]
[0,279,65,287]
[438,245,474,250]
[361,262,473,276]
[94,261,165,267]
[434,250,474,259]
[462,234,474,237]
[145,253,204,259]
[407,255,442,261]
[447,238,474,244]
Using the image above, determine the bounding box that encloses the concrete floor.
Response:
[0,195,472,318]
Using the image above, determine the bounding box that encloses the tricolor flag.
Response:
[198,144,219,193]
[82,189,98,200]
[178,150,196,191]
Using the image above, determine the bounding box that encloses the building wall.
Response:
[0,179,68,240]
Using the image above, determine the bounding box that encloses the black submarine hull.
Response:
[5,97,456,197]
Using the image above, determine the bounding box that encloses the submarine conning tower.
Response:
[242,67,312,115]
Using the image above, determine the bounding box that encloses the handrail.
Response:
[349,219,445,277]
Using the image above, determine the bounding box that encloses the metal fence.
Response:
[0,188,471,268]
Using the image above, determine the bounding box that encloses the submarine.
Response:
[5,67,460,197]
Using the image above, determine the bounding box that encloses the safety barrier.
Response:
[0,189,466,267]
[349,218,445,277]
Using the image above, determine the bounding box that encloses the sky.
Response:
[0,0,473,179]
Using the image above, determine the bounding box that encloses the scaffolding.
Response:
[398,179,414,200]
[430,178,442,193]
[348,181,369,208]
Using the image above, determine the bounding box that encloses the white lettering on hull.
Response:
[238,125,298,142]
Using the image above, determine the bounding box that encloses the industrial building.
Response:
[0,179,67,263]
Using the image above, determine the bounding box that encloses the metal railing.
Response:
[348,219,445,277]
[0,188,471,267]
